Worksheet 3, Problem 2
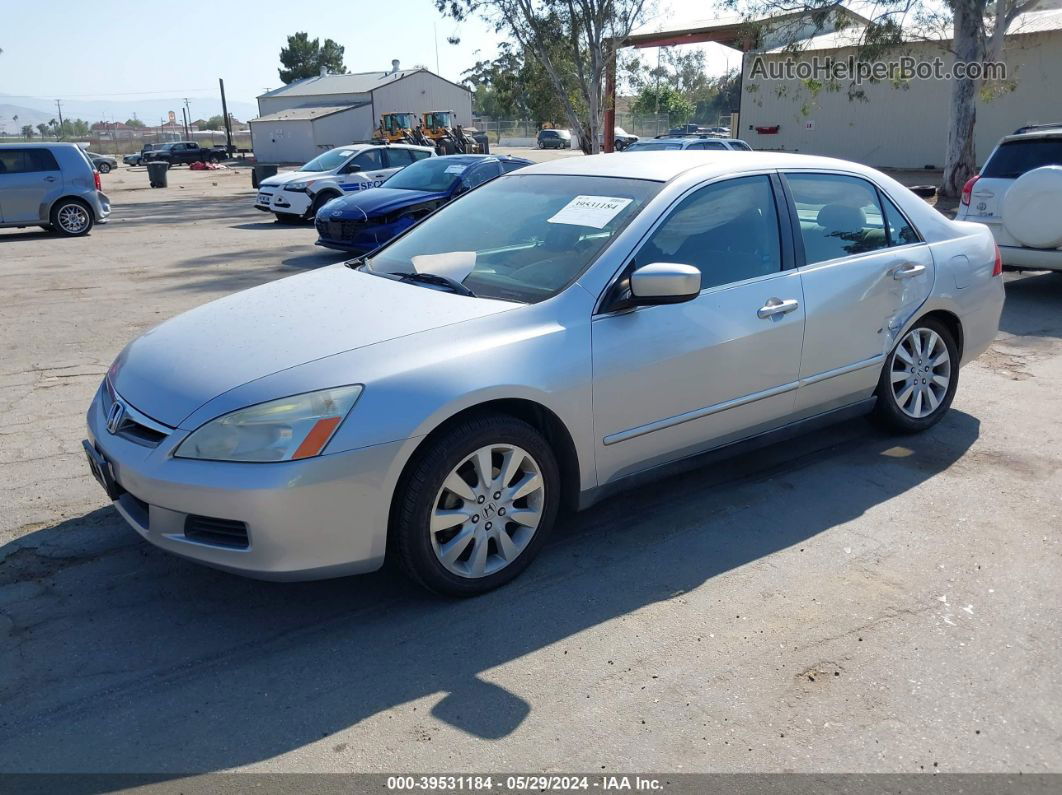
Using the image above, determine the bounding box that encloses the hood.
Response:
[112,265,516,427]
[259,169,330,188]
[327,188,447,219]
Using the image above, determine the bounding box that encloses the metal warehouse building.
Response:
[249,63,473,163]
[738,5,1062,168]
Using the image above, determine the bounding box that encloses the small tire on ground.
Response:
[872,317,959,434]
[391,413,561,597]
[49,198,93,237]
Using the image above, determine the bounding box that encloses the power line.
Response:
[1,88,217,98]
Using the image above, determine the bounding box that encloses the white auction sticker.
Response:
[444,165,465,174]
[548,195,633,228]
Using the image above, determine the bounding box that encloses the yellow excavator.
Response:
[374,113,433,147]
[420,111,483,154]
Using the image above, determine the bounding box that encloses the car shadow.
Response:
[1000,271,1062,339]
[0,411,980,775]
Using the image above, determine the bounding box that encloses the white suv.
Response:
[956,125,1062,270]
[624,136,753,152]
[254,143,435,223]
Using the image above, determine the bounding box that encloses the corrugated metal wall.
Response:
[371,72,473,127]
[313,106,376,147]
[258,92,370,117]
[740,30,1062,168]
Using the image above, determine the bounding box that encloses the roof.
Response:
[764,7,1062,53]
[516,150,882,182]
[258,68,470,100]
[249,103,369,123]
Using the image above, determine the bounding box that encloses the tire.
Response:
[50,198,93,237]
[97,162,111,174]
[872,317,959,433]
[538,141,545,149]
[273,212,303,224]
[392,413,561,596]
[308,191,339,220]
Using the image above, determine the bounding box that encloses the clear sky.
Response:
[0,0,742,112]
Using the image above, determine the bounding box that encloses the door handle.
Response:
[757,297,799,319]
[891,263,926,280]
[44,176,57,182]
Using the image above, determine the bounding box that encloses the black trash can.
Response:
[252,164,278,189]
[146,161,169,188]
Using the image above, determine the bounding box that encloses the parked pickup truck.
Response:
[147,141,227,166]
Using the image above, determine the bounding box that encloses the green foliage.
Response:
[21,125,33,139]
[463,40,581,125]
[631,84,694,121]
[203,115,227,130]
[278,32,347,84]
[125,118,146,128]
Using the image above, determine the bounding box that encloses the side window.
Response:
[350,149,384,171]
[26,149,59,171]
[0,150,30,174]
[410,149,432,161]
[732,141,752,151]
[500,159,527,174]
[463,161,502,189]
[879,192,920,246]
[384,148,415,168]
[785,173,889,265]
[635,175,783,290]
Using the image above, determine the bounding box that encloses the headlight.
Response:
[284,180,315,192]
[175,386,363,463]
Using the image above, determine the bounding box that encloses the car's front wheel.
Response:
[392,414,560,596]
[873,318,958,433]
[50,199,93,236]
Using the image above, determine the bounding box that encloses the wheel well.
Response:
[918,309,964,359]
[49,195,94,221]
[389,399,583,532]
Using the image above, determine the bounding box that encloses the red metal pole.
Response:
[604,40,617,153]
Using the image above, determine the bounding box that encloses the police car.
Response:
[254,143,435,223]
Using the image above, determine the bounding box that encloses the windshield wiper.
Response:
[393,271,476,297]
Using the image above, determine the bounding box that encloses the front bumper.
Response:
[85,383,402,580]
[254,187,310,216]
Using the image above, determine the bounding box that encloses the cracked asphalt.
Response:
[0,162,1060,775]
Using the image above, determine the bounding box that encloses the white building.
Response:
[249,62,473,163]
[739,6,1062,168]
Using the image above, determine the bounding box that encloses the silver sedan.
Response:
[84,152,1004,595]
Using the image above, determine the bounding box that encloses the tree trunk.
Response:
[940,1,985,199]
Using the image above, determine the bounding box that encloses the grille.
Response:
[184,515,250,549]
[325,219,368,241]
[101,382,171,447]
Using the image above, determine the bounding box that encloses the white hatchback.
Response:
[955,125,1062,270]
[254,143,435,223]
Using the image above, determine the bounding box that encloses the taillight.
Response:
[960,175,979,206]
[992,244,1003,277]
[94,170,101,191]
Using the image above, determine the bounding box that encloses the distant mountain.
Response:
[0,96,260,133]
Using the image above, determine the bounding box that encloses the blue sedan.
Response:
[315,154,533,253]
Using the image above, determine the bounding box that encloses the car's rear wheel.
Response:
[50,199,93,236]
[873,318,958,433]
[392,414,560,596]
[97,162,111,174]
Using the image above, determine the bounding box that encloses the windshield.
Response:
[300,148,357,172]
[363,174,661,303]
[625,141,683,151]
[982,139,1062,178]
[384,158,470,192]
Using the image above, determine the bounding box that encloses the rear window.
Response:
[0,148,59,173]
[982,139,1062,178]
[626,141,683,151]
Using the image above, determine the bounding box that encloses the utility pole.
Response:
[219,78,234,156]
[183,98,192,137]
[181,106,190,140]
[55,100,65,139]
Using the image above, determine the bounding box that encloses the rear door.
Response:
[0,148,62,223]
[782,171,934,413]
[591,173,805,484]
[382,147,416,177]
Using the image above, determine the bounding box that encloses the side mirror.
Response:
[341,163,362,174]
[629,263,701,305]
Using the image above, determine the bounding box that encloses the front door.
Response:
[782,172,935,412]
[0,148,62,223]
[591,174,806,485]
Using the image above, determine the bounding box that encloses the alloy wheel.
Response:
[57,204,90,234]
[430,443,545,579]
[890,327,951,419]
